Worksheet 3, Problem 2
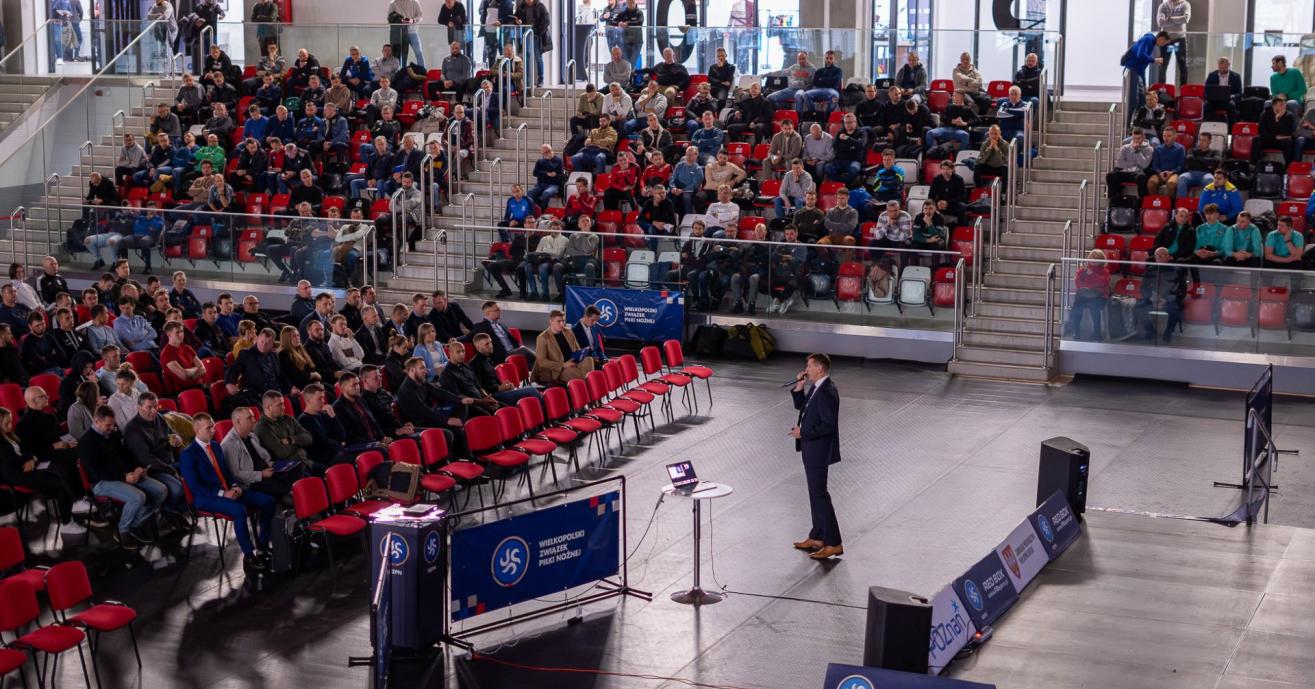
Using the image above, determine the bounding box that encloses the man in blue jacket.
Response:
[180,413,275,570]
[340,46,374,98]
[1122,31,1171,117]
[527,144,564,211]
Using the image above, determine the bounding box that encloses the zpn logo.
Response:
[380,533,409,566]
[491,536,530,587]
[1037,514,1055,543]
[424,531,441,564]
[963,580,984,611]
[836,675,874,689]
[593,299,619,327]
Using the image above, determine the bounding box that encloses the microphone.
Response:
[780,373,807,387]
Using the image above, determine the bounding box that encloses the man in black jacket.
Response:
[1252,95,1297,165]
[789,353,843,560]
[725,82,773,144]
[470,333,543,406]
[333,372,392,447]
[428,290,474,341]
[194,302,230,356]
[80,405,167,548]
[355,306,390,365]
[224,328,286,408]
[438,341,498,416]
[397,356,467,432]
[360,365,415,438]
[1138,248,1188,343]
[18,386,78,468]
[37,256,70,305]
[513,0,551,86]
[1153,207,1198,263]
[19,312,62,376]
[928,160,966,224]
[121,392,187,513]
[303,319,340,387]
[50,308,86,370]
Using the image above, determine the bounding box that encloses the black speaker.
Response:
[863,586,931,673]
[1038,437,1089,515]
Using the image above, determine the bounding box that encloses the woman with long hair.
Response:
[277,325,321,391]
[67,380,103,439]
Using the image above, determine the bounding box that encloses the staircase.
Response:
[950,98,1120,382]
[0,76,58,134]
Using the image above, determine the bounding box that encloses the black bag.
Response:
[66,219,90,253]
[268,509,299,574]
[689,325,727,356]
[563,130,587,157]
[841,83,866,107]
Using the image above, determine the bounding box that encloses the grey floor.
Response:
[22,355,1315,689]
[442,356,1315,689]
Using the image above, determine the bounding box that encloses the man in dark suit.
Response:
[360,365,416,438]
[180,413,275,570]
[334,372,392,446]
[223,327,286,410]
[571,305,607,367]
[298,292,335,342]
[397,356,468,454]
[467,300,536,366]
[789,353,843,560]
[354,303,389,365]
[429,290,475,341]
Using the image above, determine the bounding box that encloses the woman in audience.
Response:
[0,325,28,385]
[383,335,412,391]
[66,380,102,439]
[1063,249,1111,341]
[0,407,78,527]
[277,325,322,391]
[411,323,449,380]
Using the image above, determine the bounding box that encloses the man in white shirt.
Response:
[327,314,366,372]
[388,0,426,68]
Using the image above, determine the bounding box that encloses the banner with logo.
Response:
[565,285,685,344]
[823,663,996,689]
[1028,490,1082,559]
[951,552,1019,629]
[927,585,976,675]
[449,491,621,621]
[993,520,1049,592]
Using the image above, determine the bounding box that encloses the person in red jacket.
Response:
[1063,249,1112,340]
[563,177,598,231]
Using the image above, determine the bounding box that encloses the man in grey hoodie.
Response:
[1105,128,1154,199]
[767,52,815,109]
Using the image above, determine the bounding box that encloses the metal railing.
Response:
[496,58,513,138]
[988,177,1001,266]
[1021,101,1034,187]
[952,256,967,358]
[1037,68,1049,148]
[1057,220,1074,315]
[473,87,490,161]
[563,60,577,139]
[390,188,405,268]
[537,90,554,136]
[971,216,983,314]
[1105,103,1118,168]
[1091,141,1103,230]
[1042,263,1056,370]
[1074,180,1087,259]
[1005,138,1018,225]
[445,119,463,195]
[419,152,435,228]
[484,158,504,227]
[512,123,529,179]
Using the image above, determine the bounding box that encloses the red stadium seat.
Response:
[1095,233,1126,263]
[1258,287,1290,338]
[1182,282,1216,326]
[1277,202,1307,233]
[987,80,1012,99]
[1217,285,1252,333]
[927,79,953,113]
[1127,235,1156,275]
[291,477,366,579]
[1230,122,1257,160]
[834,261,864,307]
[1112,278,1141,299]
[951,226,975,265]
[44,560,142,675]
[1140,195,1171,235]
[1177,84,1204,120]
[603,248,626,286]
[933,266,957,308]
[1286,162,1313,200]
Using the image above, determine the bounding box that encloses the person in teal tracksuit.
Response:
[1192,203,1228,265]
[1221,211,1263,267]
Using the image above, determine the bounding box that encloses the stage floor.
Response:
[18,356,1315,689]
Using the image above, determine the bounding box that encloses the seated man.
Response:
[1143,127,1186,197]
[469,333,544,407]
[1264,216,1306,269]
[571,305,608,367]
[220,406,299,502]
[437,341,500,417]
[532,310,595,384]
[121,391,187,515]
[1137,248,1187,343]
[396,357,468,438]
[469,300,537,366]
[798,50,842,116]
[359,364,417,438]
[180,413,275,570]
[570,113,619,174]
[333,372,394,447]
[298,382,367,465]
[80,404,167,548]
[1105,129,1153,199]
[253,390,321,475]
[113,296,158,353]
[160,322,206,392]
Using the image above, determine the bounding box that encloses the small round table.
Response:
[662,482,734,606]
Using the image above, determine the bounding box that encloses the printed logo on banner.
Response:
[962,579,984,611]
[835,675,875,689]
[424,531,441,565]
[491,536,530,587]
[594,299,619,327]
[380,532,408,566]
[994,520,1049,591]
[1036,514,1055,542]
[928,585,976,675]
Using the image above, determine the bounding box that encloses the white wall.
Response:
[930,0,974,81]
[1064,0,1130,88]
[293,0,445,25]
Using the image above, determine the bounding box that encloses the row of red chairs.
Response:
[0,527,140,689]
[1120,195,1310,237]
[1106,279,1293,338]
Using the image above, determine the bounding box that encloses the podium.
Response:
[368,505,447,649]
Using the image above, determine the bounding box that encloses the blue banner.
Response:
[951,552,1019,629]
[823,664,996,689]
[1028,490,1083,559]
[449,491,621,621]
[565,286,685,344]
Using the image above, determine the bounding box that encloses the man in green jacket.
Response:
[1221,211,1262,268]
[1270,55,1308,116]
[1192,203,1228,266]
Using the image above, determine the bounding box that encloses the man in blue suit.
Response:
[180,412,276,571]
[790,353,843,560]
[571,305,608,367]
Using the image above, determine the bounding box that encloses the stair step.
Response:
[999,232,1065,249]
[1012,206,1081,222]
[1039,144,1106,161]
[964,314,1047,335]
[1029,168,1095,184]
[1045,121,1108,135]
[995,244,1064,262]
[980,285,1047,305]
[948,358,1055,382]
[993,258,1061,278]
[1057,100,1121,113]
[961,328,1047,348]
[1031,156,1091,172]
[974,301,1059,319]
[983,271,1049,290]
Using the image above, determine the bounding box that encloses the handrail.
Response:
[79,140,93,158]
[1037,69,1048,148]
[1053,36,1065,98]
[1105,103,1117,169]
[496,59,512,138]
[1005,137,1017,225]
[952,256,966,360]
[44,175,61,261]
[432,227,449,293]
[1021,101,1033,188]
[988,177,1001,266]
[7,206,25,265]
[0,19,57,68]
[449,192,475,289]
[1042,264,1056,372]
[472,87,490,161]
[112,110,125,130]
[971,216,983,314]
[485,158,503,229]
[1058,220,1072,316]
[419,152,434,228]
[445,119,461,195]
[512,123,529,181]
[1073,181,1087,261]
[538,90,554,137]
[390,188,404,269]
[564,60,577,138]
[1092,141,1103,230]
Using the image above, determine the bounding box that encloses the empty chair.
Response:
[898,265,933,314]
[624,250,656,288]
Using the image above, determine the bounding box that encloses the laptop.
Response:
[763,75,789,93]
[1203,84,1233,103]
[666,461,715,495]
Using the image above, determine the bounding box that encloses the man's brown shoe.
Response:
[793,538,824,551]
[809,545,844,560]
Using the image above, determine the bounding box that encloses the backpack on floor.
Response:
[267,509,299,574]
[688,324,727,357]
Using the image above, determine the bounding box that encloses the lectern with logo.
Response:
[368,504,447,649]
